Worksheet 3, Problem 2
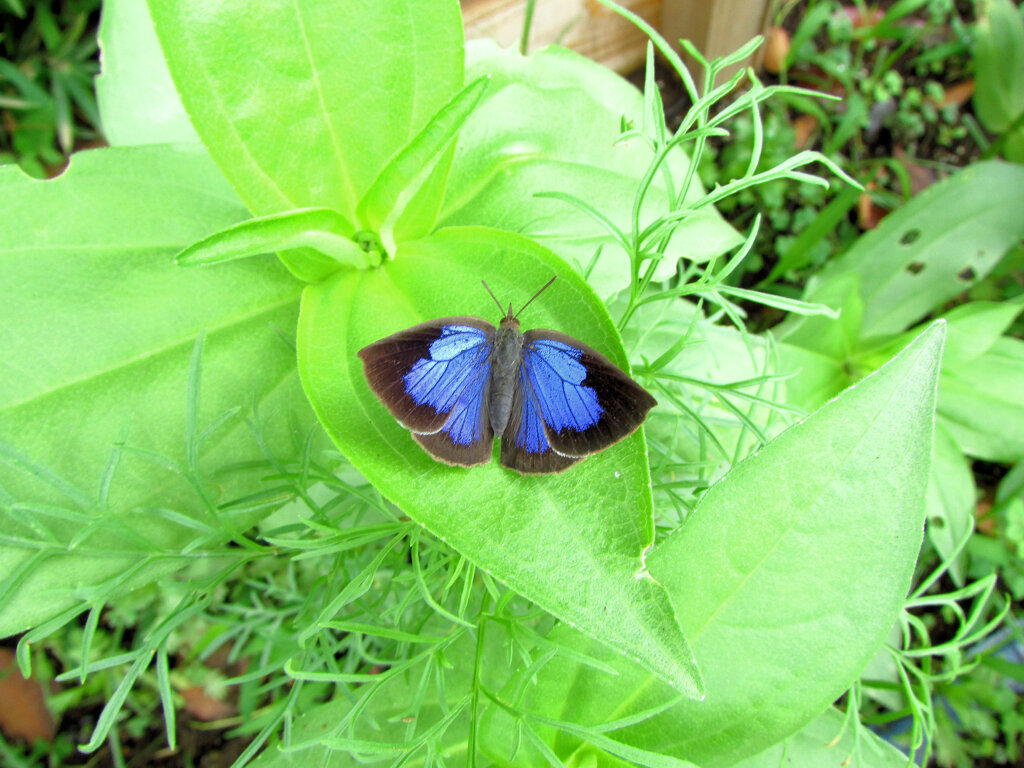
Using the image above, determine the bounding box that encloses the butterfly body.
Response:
[487,313,523,438]
[358,283,656,474]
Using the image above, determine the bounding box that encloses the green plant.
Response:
[0,0,101,177]
[972,0,1024,162]
[717,0,979,290]
[0,0,999,766]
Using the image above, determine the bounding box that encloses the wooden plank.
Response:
[660,0,772,81]
[461,0,661,74]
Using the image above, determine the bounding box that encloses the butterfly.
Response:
[357,278,657,474]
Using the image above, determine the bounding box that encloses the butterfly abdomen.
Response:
[488,319,524,438]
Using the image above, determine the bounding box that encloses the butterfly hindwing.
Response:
[500,375,583,474]
[358,317,496,466]
[512,329,657,461]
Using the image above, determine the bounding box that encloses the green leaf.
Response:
[175,208,369,276]
[438,42,741,298]
[939,295,1024,369]
[817,161,1024,338]
[95,0,199,146]
[925,424,974,586]
[731,707,911,768]
[357,77,489,252]
[776,272,864,408]
[297,226,702,697]
[485,322,944,767]
[0,145,311,635]
[939,335,1024,462]
[997,460,1024,506]
[146,0,464,223]
[973,0,1024,133]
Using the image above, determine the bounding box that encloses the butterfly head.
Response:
[500,302,520,330]
[482,277,557,328]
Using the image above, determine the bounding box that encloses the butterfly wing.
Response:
[500,329,656,473]
[358,317,496,466]
[500,379,583,474]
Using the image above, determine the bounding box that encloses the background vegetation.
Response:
[1,0,1023,766]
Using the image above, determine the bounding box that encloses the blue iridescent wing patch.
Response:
[358,317,496,466]
[499,329,657,473]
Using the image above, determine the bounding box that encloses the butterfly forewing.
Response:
[358,318,497,464]
[412,351,495,466]
[515,329,657,459]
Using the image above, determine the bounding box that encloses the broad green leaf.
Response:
[95,0,199,146]
[1005,126,1024,163]
[439,41,741,298]
[0,145,310,635]
[484,323,944,767]
[297,226,701,697]
[775,272,866,410]
[939,336,1024,462]
[731,707,910,768]
[863,296,1024,372]
[816,161,1024,338]
[938,296,1024,369]
[775,342,850,413]
[358,77,489,252]
[146,0,464,223]
[778,271,864,363]
[926,424,974,586]
[175,208,368,274]
[998,461,1024,504]
[973,0,1024,133]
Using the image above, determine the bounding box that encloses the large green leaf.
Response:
[438,42,742,298]
[358,77,490,253]
[859,298,1024,463]
[973,0,1024,134]
[296,226,701,697]
[146,0,464,223]
[926,423,974,586]
[95,0,199,146]
[731,707,910,768]
[813,161,1024,338]
[0,145,310,635]
[483,323,944,767]
[939,335,1024,462]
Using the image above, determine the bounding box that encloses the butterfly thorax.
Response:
[488,316,524,437]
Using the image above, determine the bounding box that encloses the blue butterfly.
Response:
[358,278,656,473]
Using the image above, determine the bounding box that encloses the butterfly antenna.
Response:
[481,280,505,315]
[514,276,557,320]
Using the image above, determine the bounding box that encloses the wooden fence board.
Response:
[460,0,772,78]
[461,0,661,73]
